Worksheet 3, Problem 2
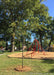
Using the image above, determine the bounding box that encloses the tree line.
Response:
[0,0,54,52]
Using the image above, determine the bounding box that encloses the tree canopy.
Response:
[0,0,54,52]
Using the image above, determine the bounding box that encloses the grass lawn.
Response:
[0,51,54,75]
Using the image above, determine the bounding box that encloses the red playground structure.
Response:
[26,39,45,58]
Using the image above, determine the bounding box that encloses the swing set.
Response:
[26,39,45,58]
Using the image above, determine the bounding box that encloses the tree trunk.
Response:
[24,39,25,46]
[25,40,26,45]
[49,40,52,47]
[25,41,28,51]
[48,39,52,52]
[40,34,42,50]
[48,35,53,52]
[19,40,20,50]
[10,34,15,52]
[6,41,8,50]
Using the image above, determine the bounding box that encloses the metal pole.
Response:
[22,42,23,68]
[21,35,23,68]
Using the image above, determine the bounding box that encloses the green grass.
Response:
[0,52,54,75]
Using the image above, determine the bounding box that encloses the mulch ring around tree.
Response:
[14,65,31,72]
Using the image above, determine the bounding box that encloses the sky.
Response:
[42,0,54,17]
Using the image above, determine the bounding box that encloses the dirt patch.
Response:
[15,65,31,72]
[8,51,54,60]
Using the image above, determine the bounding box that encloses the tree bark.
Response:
[40,34,42,50]
[48,39,52,52]
[10,34,15,52]
[6,41,8,50]
[23,39,25,46]
[48,35,53,52]
[19,40,20,50]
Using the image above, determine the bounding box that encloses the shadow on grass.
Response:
[49,69,54,73]
[42,59,54,64]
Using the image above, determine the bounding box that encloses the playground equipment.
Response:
[26,39,45,57]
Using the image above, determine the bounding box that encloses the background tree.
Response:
[29,3,50,48]
[15,21,31,50]
[47,19,54,51]
[1,0,43,52]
